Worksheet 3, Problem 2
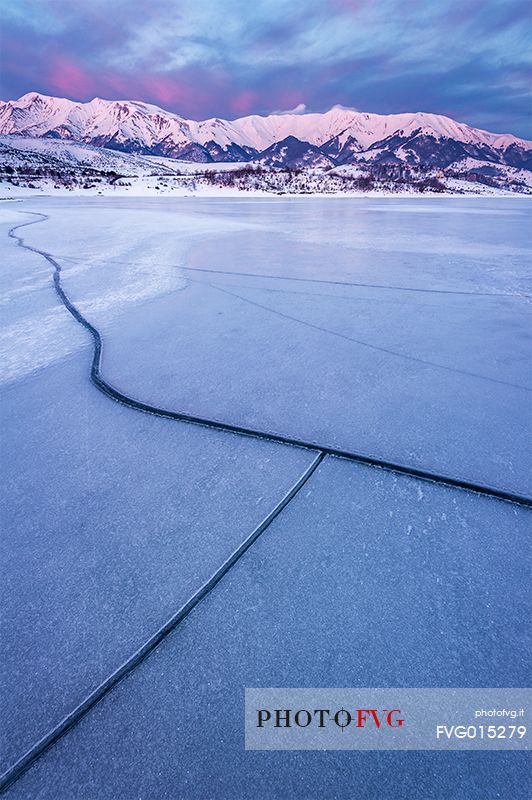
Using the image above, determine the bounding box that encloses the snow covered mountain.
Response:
[1,92,530,170]
[255,136,335,168]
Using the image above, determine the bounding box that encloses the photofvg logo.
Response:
[257,707,404,731]
[245,688,531,750]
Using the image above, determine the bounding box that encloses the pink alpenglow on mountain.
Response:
[1,93,530,170]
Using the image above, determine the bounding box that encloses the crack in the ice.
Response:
[2,208,531,794]
[191,277,531,392]
[0,448,324,793]
[32,251,532,299]
[7,210,531,505]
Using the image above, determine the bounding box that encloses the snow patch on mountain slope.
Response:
[1,93,529,160]
[0,135,248,176]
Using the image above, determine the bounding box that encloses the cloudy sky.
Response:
[1,0,530,136]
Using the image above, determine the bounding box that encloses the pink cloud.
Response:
[105,74,134,97]
[47,55,94,98]
[230,90,258,115]
[139,75,214,116]
[141,75,182,106]
[332,0,368,11]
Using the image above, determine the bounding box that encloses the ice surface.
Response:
[0,211,314,769]
[5,456,530,799]
[0,202,260,384]
[16,195,532,495]
[0,211,88,384]
[2,195,530,795]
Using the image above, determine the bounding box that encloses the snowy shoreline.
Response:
[2,178,529,200]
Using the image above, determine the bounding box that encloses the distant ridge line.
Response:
[1,91,530,170]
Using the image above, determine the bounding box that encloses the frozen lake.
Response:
[7,194,532,494]
[1,195,531,798]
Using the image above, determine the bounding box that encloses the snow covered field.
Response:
[3,133,531,197]
[1,195,531,797]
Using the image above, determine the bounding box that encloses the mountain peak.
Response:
[17,91,53,105]
[0,92,530,171]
